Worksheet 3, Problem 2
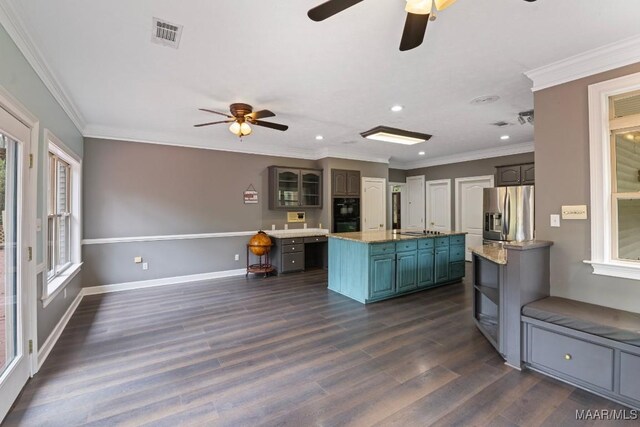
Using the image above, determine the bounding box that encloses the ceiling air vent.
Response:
[491,121,512,127]
[151,18,183,49]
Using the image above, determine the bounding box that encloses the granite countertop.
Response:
[267,229,329,239]
[329,230,465,244]
[471,240,553,265]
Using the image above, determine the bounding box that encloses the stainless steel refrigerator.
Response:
[483,185,534,243]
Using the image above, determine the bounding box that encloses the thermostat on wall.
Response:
[287,212,305,223]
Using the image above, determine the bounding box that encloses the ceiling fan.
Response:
[308,0,538,51]
[194,103,289,137]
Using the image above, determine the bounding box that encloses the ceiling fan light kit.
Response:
[195,102,288,139]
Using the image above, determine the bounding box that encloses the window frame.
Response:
[42,130,82,306]
[586,72,640,280]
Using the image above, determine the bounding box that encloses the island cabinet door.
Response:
[369,254,396,299]
[417,249,435,287]
[396,251,417,293]
[434,247,450,283]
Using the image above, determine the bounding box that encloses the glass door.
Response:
[301,170,321,207]
[276,169,300,208]
[0,105,31,421]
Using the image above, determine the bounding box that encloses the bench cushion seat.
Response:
[522,297,640,346]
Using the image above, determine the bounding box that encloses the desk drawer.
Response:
[281,252,304,273]
[281,238,303,245]
[530,326,614,391]
[435,237,450,248]
[418,238,435,249]
[304,236,327,244]
[282,244,304,254]
[370,242,396,255]
[396,240,417,252]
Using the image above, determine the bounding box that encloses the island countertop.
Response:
[329,230,466,244]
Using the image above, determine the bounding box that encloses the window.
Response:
[587,73,640,280]
[43,130,81,305]
[47,153,71,279]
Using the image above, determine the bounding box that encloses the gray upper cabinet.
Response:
[496,163,535,186]
[269,166,323,209]
[332,169,361,197]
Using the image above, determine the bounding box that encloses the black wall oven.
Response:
[333,198,360,233]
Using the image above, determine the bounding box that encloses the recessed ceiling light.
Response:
[315,135,324,141]
[390,105,404,112]
[418,151,426,156]
[500,135,510,140]
[360,126,432,145]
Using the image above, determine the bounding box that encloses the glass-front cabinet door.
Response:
[276,168,300,208]
[301,170,322,208]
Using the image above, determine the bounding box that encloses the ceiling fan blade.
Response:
[247,110,276,120]
[199,108,234,118]
[194,120,233,128]
[308,0,364,22]
[253,120,289,131]
[399,12,429,52]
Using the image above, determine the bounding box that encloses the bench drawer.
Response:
[435,237,450,248]
[396,240,417,252]
[418,238,434,249]
[370,242,396,255]
[282,244,304,254]
[620,352,640,402]
[281,252,304,273]
[530,326,614,391]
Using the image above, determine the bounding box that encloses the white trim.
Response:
[36,289,83,371]
[82,228,329,245]
[586,71,640,280]
[0,1,85,132]
[83,269,247,296]
[41,263,82,308]
[425,179,452,232]
[525,34,640,92]
[35,263,45,274]
[390,142,534,170]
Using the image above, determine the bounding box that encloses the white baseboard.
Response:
[37,289,84,371]
[82,268,247,296]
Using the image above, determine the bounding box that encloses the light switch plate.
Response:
[134,256,142,263]
[550,214,560,228]
[562,205,588,220]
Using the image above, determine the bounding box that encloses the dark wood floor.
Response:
[5,266,629,426]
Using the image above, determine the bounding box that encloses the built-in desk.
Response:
[268,230,328,275]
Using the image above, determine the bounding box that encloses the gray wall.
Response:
[82,139,388,287]
[0,23,84,344]
[389,168,407,183]
[535,62,640,313]
[405,152,535,229]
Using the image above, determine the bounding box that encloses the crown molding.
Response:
[0,0,86,132]
[525,34,640,92]
[391,141,534,170]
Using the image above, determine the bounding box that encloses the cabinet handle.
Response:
[292,260,295,264]
[564,354,572,361]
[292,247,295,251]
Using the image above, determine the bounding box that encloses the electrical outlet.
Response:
[284,224,288,230]
[303,223,307,229]
[550,214,560,228]
[134,256,142,263]
[234,254,239,261]
[142,262,149,270]
[271,224,276,230]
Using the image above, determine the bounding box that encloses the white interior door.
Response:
[426,179,451,233]
[455,176,495,261]
[0,103,32,421]
[406,176,425,229]
[362,177,386,231]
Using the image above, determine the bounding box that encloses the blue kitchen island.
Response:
[328,230,466,304]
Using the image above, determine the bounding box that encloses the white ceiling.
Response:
[5,0,640,167]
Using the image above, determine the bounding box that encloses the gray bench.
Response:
[521,297,640,410]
